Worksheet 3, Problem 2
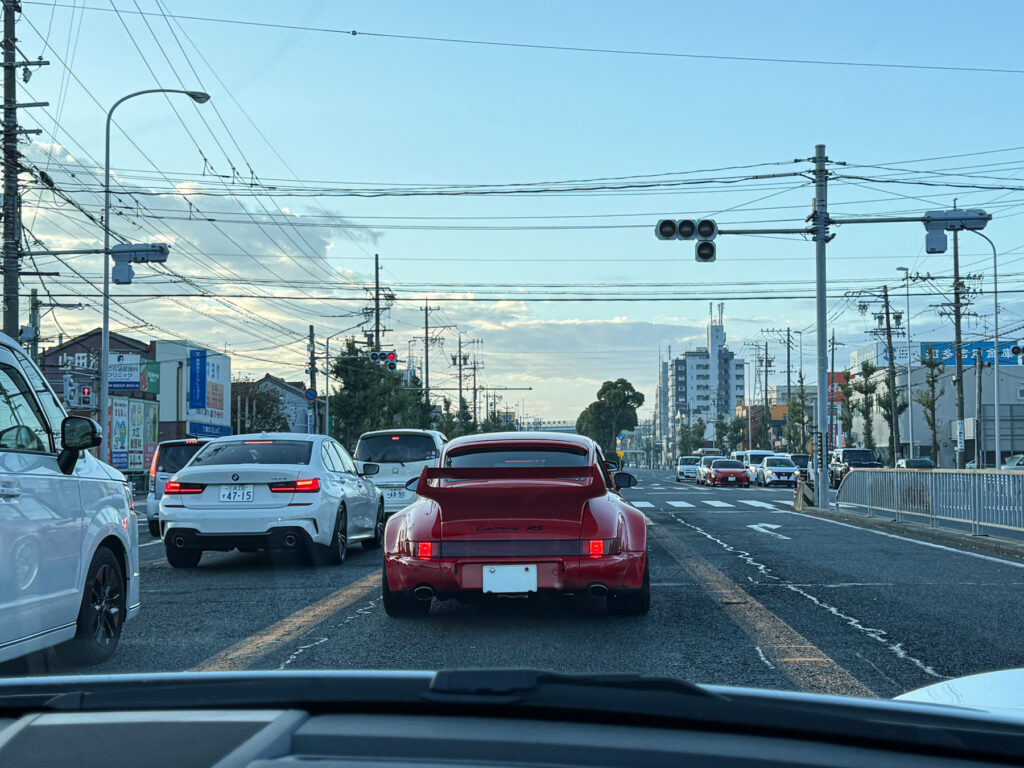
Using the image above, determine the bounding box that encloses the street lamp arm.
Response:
[967,229,1001,467]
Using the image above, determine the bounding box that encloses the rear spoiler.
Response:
[414,464,603,501]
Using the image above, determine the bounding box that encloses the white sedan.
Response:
[159,433,384,568]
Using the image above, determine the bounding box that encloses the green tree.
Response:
[838,375,855,443]
[575,378,645,456]
[914,346,945,464]
[783,370,811,452]
[330,338,433,448]
[689,418,707,451]
[851,362,880,452]
[726,416,747,453]
[677,416,695,457]
[713,412,729,453]
[230,378,290,433]
[477,409,507,434]
[879,379,908,466]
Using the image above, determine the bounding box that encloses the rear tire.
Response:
[381,567,430,617]
[318,506,348,565]
[164,541,201,568]
[363,503,385,550]
[608,555,650,616]
[66,547,125,665]
[147,519,160,539]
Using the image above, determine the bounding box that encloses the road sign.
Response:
[956,419,965,452]
[617,432,625,442]
[304,388,318,402]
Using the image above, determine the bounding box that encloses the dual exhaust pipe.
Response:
[172,533,299,548]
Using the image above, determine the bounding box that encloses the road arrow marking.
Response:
[747,523,791,539]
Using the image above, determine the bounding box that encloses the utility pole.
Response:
[455,333,464,424]
[785,327,791,398]
[373,253,381,350]
[1,2,18,337]
[471,358,478,424]
[829,330,837,454]
[953,231,966,469]
[307,324,317,434]
[27,288,38,362]
[975,349,983,469]
[882,284,901,464]
[763,341,770,448]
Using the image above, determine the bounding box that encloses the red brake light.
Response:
[415,541,435,559]
[391,436,401,441]
[164,480,205,494]
[149,446,160,479]
[589,540,604,558]
[269,477,321,493]
[245,440,274,444]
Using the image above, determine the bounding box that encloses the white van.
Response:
[0,334,138,666]
[353,429,447,516]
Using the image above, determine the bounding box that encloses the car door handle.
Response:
[0,486,21,498]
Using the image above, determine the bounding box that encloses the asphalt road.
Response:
[7,469,1024,699]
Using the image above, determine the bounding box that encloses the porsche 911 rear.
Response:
[382,456,648,616]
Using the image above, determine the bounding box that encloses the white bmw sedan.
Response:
[159,433,384,568]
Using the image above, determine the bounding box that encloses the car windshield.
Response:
[191,440,313,466]
[11,6,1024,744]
[355,434,438,463]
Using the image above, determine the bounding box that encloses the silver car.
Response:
[354,429,447,517]
[676,456,700,482]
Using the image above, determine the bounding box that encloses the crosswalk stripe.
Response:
[667,501,695,508]
[632,501,655,508]
[701,500,734,508]
[739,500,779,509]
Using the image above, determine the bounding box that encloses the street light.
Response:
[100,89,210,464]
[897,267,914,458]
[968,230,1002,467]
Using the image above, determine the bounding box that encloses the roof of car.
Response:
[444,431,594,451]
[358,429,447,439]
[207,432,323,443]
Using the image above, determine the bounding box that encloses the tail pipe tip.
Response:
[588,583,609,598]
[413,585,435,602]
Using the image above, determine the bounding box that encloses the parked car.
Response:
[705,458,749,487]
[1002,454,1024,470]
[696,455,719,484]
[160,433,384,568]
[896,458,936,469]
[675,455,699,482]
[354,429,447,518]
[829,448,883,488]
[145,438,211,538]
[755,456,799,486]
[0,334,139,666]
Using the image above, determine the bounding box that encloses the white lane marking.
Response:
[667,501,695,508]
[631,501,655,508]
[782,510,1024,570]
[702,500,734,508]
[755,646,776,669]
[740,500,779,510]
[772,497,793,503]
[747,523,791,540]
[140,540,163,548]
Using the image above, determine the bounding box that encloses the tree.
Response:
[690,418,707,451]
[879,379,908,467]
[677,416,695,457]
[575,379,645,456]
[726,416,747,453]
[914,346,944,464]
[230,378,289,433]
[713,412,729,453]
[838,375,855,444]
[850,362,880,453]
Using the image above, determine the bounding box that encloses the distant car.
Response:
[755,456,799,487]
[145,438,211,538]
[779,453,811,481]
[160,433,385,568]
[354,429,447,518]
[829,448,883,488]
[676,456,699,482]
[1002,454,1024,471]
[382,432,648,616]
[705,458,749,487]
[696,455,719,484]
[896,458,936,469]
[744,450,775,481]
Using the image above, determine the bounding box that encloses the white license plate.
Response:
[385,489,407,500]
[728,477,735,482]
[219,484,253,502]
[482,564,537,594]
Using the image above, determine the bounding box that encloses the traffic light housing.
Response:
[79,385,92,407]
[655,218,717,262]
[1012,340,1024,357]
[369,351,399,371]
[62,374,77,407]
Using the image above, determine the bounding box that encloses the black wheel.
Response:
[363,502,385,550]
[381,567,430,617]
[164,540,201,568]
[66,547,125,665]
[319,506,348,565]
[147,519,160,538]
[608,555,650,615]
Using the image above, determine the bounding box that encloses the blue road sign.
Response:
[304,388,318,402]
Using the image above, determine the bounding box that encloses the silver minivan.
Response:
[353,429,447,516]
[0,334,139,666]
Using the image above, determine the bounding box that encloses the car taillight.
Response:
[269,478,321,493]
[584,539,620,557]
[413,541,436,559]
[164,481,205,494]
[149,447,160,489]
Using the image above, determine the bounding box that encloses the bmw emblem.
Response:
[231,473,239,481]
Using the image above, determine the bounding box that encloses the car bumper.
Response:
[162,526,314,551]
[385,551,646,597]
[160,503,328,545]
[710,477,749,486]
[763,477,796,485]
[146,493,159,521]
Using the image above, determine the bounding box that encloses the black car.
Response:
[828,448,882,488]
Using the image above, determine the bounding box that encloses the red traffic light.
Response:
[81,386,91,396]
[386,352,397,361]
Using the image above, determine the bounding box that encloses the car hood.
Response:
[895,668,1024,717]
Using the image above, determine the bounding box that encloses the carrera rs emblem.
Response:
[231,473,239,482]
[477,526,518,532]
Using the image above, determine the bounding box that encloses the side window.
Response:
[9,346,65,435]
[321,442,340,472]
[0,364,53,453]
[332,442,358,474]
[594,450,614,489]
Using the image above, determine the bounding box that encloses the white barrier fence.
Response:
[835,469,1024,535]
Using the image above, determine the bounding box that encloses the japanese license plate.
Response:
[482,564,537,594]
[219,484,253,502]
[728,476,735,482]
[385,488,407,500]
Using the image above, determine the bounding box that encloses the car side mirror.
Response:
[613,471,638,489]
[360,462,380,477]
[58,416,102,475]
[404,477,419,492]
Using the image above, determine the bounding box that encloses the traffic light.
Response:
[695,218,717,263]
[1012,340,1024,359]
[79,385,92,407]
[62,374,77,407]
[368,351,383,363]
[655,218,717,262]
[368,351,399,371]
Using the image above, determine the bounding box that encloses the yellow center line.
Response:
[190,571,379,672]
[650,525,875,698]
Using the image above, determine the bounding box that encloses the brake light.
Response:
[584,539,620,557]
[245,440,274,444]
[269,477,321,493]
[164,481,205,494]
[413,541,436,559]
[149,446,160,482]
[588,540,604,558]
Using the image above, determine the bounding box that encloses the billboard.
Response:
[110,397,130,469]
[921,341,1022,366]
[187,348,231,432]
[109,353,141,391]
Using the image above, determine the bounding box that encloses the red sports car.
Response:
[706,458,749,487]
[382,432,649,616]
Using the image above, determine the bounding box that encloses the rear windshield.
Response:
[156,443,205,473]
[842,450,876,462]
[191,440,313,466]
[678,457,699,466]
[712,460,744,469]
[355,434,438,463]
[701,456,718,466]
[787,454,810,467]
[445,446,588,468]
[747,453,773,462]
[766,457,796,467]
[905,459,934,468]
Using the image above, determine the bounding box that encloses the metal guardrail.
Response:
[835,469,1024,535]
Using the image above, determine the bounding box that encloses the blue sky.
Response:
[18,1,1024,419]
